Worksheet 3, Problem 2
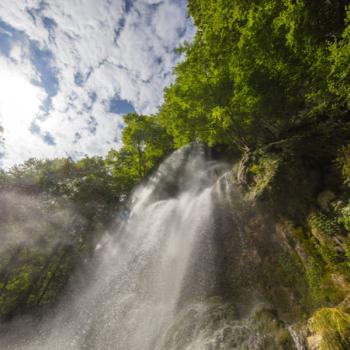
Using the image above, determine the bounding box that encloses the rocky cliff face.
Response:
[223,137,350,349]
[156,138,350,349]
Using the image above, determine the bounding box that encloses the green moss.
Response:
[305,257,326,307]
[315,243,340,267]
[335,144,350,186]
[247,153,280,198]
[308,212,341,237]
[343,237,350,272]
[249,307,295,349]
[291,226,306,241]
[339,202,350,232]
[255,250,308,319]
[5,269,32,292]
[297,238,346,308]
[310,307,350,350]
[288,221,349,308]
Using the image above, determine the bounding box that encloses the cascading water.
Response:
[0,144,299,350]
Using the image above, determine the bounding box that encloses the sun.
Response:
[0,63,44,135]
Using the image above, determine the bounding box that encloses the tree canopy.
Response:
[158,0,350,151]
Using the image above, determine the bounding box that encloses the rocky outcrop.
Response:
[224,139,350,349]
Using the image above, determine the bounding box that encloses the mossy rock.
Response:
[309,307,350,350]
[245,153,281,201]
[160,302,295,350]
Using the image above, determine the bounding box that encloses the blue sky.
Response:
[0,0,195,167]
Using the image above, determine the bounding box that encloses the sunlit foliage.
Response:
[159,0,350,150]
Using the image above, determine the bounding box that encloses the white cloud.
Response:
[0,0,195,167]
[152,2,188,48]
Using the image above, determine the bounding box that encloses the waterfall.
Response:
[0,145,233,349]
[0,145,300,349]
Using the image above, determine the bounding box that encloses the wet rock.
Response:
[317,190,336,212]
[307,334,322,350]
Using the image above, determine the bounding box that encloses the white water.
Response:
[1,144,236,350]
[0,144,302,350]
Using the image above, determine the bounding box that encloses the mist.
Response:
[0,191,83,255]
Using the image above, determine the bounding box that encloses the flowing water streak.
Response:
[1,144,231,350]
[288,326,306,350]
